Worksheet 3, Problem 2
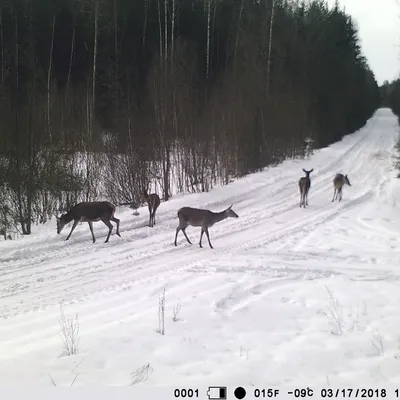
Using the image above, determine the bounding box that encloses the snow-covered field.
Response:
[1,108,400,388]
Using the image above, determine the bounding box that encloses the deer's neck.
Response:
[213,210,228,223]
[64,211,75,223]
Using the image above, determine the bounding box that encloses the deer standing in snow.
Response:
[56,201,121,243]
[299,168,313,208]
[142,189,160,227]
[174,204,239,249]
[332,173,351,202]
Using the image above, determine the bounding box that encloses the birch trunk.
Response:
[206,0,211,80]
[0,7,4,85]
[47,13,56,142]
[91,0,99,140]
[266,0,275,99]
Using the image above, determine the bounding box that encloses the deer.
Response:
[142,189,160,227]
[298,168,314,208]
[56,201,121,243]
[332,173,351,202]
[174,204,239,249]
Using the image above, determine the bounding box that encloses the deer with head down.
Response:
[332,173,351,202]
[56,201,121,243]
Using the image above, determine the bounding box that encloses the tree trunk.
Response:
[66,10,76,96]
[47,13,56,143]
[266,0,275,99]
[91,0,99,140]
[113,0,119,114]
[164,0,168,62]
[157,0,163,62]
[142,0,149,47]
[0,6,4,85]
[13,7,26,234]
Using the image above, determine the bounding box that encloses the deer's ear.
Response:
[310,168,314,173]
[227,204,233,210]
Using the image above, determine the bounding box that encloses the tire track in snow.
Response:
[2,185,373,317]
[0,178,375,307]
[213,277,303,317]
[276,116,397,253]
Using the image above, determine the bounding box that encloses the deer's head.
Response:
[302,168,314,178]
[344,174,351,186]
[226,204,239,218]
[141,188,150,202]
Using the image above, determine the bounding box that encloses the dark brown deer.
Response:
[299,168,313,208]
[174,204,239,249]
[56,201,121,243]
[142,189,160,227]
[332,173,351,202]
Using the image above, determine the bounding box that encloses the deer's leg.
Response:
[204,227,214,249]
[174,227,180,246]
[111,216,121,237]
[65,220,79,241]
[175,225,191,246]
[339,188,342,202]
[199,228,204,248]
[102,219,114,243]
[305,190,308,206]
[299,187,304,207]
[182,229,192,244]
[148,204,152,227]
[332,188,336,202]
[87,221,96,243]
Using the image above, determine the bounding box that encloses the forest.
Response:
[382,79,400,177]
[0,0,380,238]
[383,79,400,118]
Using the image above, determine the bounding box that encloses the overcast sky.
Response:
[326,0,400,85]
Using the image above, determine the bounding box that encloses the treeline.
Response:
[381,79,400,117]
[0,0,380,238]
[381,79,400,176]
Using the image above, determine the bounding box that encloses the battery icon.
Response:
[207,386,227,399]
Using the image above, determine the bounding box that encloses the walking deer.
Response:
[56,201,121,243]
[332,173,351,202]
[142,189,160,227]
[174,204,239,249]
[299,168,314,208]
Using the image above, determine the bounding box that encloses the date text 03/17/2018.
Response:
[289,388,393,398]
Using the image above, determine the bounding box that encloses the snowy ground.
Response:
[1,108,400,387]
